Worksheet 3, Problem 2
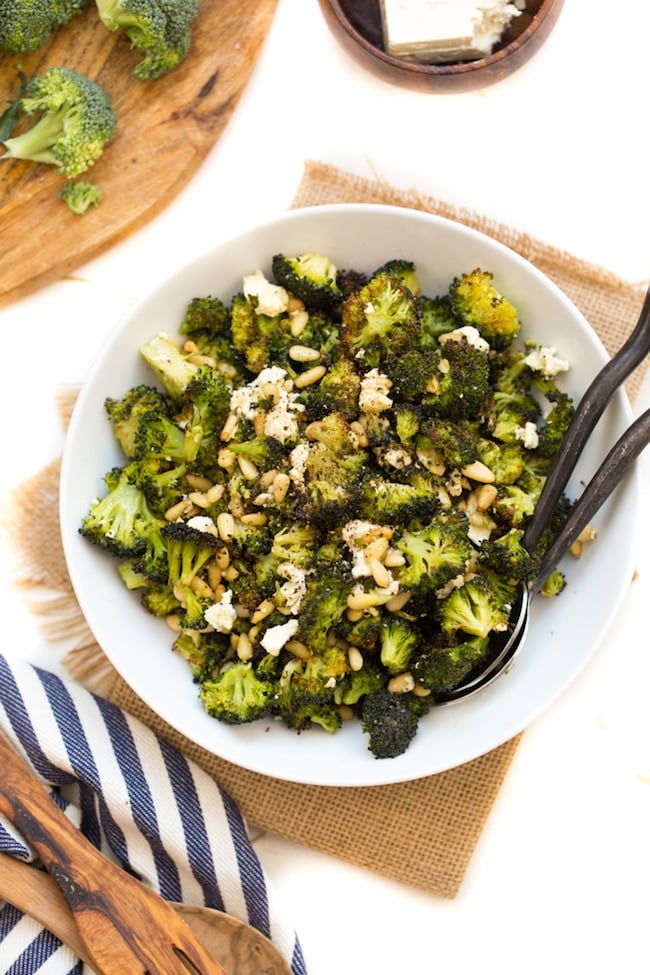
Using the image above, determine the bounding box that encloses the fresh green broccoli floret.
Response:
[272,252,343,313]
[438,574,515,640]
[396,517,472,605]
[341,270,420,368]
[80,467,162,558]
[0,0,86,52]
[449,268,521,349]
[95,0,199,79]
[478,528,538,583]
[59,179,102,214]
[361,689,421,759]
[1,67,116,177]
[139,333,201,399]
[412,636,490,694]
[379,617,419,675]
[200,661,274,724]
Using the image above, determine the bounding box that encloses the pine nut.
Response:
[218,448,236,471]
[165,614,182,631]
[289,344,320,362]
[220,412,239,442]
[272,472,291,503]
[214,546,230,569]
[260,469,279,487]
[347,590,382,610]
[294,365,327,388]
[570,540,582,558]
[207,563,222,590]
[285,640,312,660]
[385,590,411,613]
[188,491,210,508]
[346,608,364,622]
[364,536,389,562]
[237,455,259,480]
[236,632,254,661]
[241,512,268,526]
[217,512,235,541]
[384,549,406,568]
[289,308,308,336]
[387,672,415,694]
[370,557,392,589]
[461,460,495,483]
[476,483,498,511]
[251,598,275,623]
[190,576,213,599]
[223,565,240,581]
[164,499,190,522]
[206,483,225,504]
[187,353,217,368]
[413,683,432,698]
[287,296,305,314]
[348,646,364,672]
[186,474,212,491]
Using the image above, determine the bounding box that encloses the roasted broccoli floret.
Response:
[80,467,162,558]
[539,569,566,597]
[301,355,361,420]
[449,268,521,350]
[274,657,342,733]
[396,516,472,608]
[416,293,458,348]
[272,252,343,313]
[229,435,286,473]
[298,567,355,654]
[379,617,419,675]
[478,528,538,583]
[180,367,232,475]
[229,289,289,374]
[104,384,184,461]
[95,0,199,79]
[361,689,421,759]
[0,67,116,177]
[200,661,274,724]
[341,270,420,369]
[0,0,86,52]
[412,635,491,694]
[173,629,230,682]
[359,476,437,526]
[373,258,420,295]
[439,574,516,640]
[536,388,575,458]
[59,179,101,214]
[139,333,201,399]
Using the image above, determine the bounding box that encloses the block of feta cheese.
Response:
[379,0,523,64]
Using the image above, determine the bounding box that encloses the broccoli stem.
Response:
[3,106,67,164]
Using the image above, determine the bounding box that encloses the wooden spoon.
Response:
[0,853,291,975]
[0,729,286,974]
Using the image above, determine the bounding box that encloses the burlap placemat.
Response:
[4,161,647,900]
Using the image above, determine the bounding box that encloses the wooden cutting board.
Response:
[0,0,278,308]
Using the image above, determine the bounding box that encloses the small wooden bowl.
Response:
[318,0,564,93]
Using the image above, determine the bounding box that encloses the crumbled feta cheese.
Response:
[439,324,490,353]
[515,421,539,450]
[288,441,310,486]
[359,369,393,413]
[374,445,413,470]
[380,0,521,64]
[186,515,219,537]
[229,367,304,443]
[204,590,237,634]
[260,618,299,656]
[522,346,570,379]
[277,562,309,614]
[342,520,392,579]
[242,270,289,317]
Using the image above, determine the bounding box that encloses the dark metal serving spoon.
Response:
[439,284,650,702]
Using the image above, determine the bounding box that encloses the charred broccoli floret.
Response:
[341,270,420,369]
[96,0,200,79]
[396,516,472,608]
[361,689,422,759]
[412,635,491,694]
[104,384,178,459]
[274,657,342,733]
[80,467,163,558]
[449,268,521,349]
[0,67,116,177]
[478,528,538,582]
[379,617,419,675]
[272,252,343,313]
[439,574,516,641]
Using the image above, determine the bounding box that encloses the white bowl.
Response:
[60,203,639,786]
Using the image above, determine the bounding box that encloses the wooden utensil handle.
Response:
[0,730,229,974]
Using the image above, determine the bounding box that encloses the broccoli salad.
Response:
[80,253,576,759]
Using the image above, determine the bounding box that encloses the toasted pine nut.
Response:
[272,472,291,503]
[223,565,240,581]
[260,468,279,487]
[289,344,320,362]
[165,614,182,631]
[476,483,498,511]
[214,546,230,569]
[186,474,212,491]
[387,672,415,694]
[287,296,305,314]
[577,524,597,543]
[237,632,254,661]
[370,557,392,589]
[365,536,389,562]
[220,412,239,442]
[289,308,308,335]
[348,646,364,672]
[183,340,198,354]
[337,704,355,721]
[461,460,495,483]
[346,608,364,622]
[190,576,213,599]
[385,590,412,613]
[384,549,406,568]
[570,540,582,558]
[188,491,210,508]
[237,455,259,480]
[241,512,268,526]
[187,353,217,368]
[251,598,275,624]
[218,447,236,470]
[217,512,235,541]
[164,499,190,522]
[294,365,326,388]
[207,563,222,590]
[285,640,312,660]
[413,683,432,698]
[347,590,382,610]
[206,483,225,504]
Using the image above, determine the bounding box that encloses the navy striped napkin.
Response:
[0,653,307,974]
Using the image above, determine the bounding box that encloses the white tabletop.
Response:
[2,2,650,972]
